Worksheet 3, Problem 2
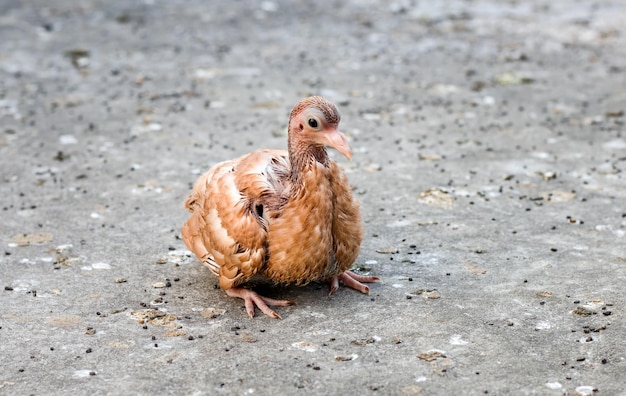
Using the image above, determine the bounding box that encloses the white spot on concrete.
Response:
[82,262,111,271]
[307,311,327,319]
[531,151,551,159]
[581,300,605,312]
[449,334,469,345]
[208,101,225,109]
[362,112,381,121]
[260,1,278,12]
[9,279,40,291]
[291,341,317,352]
[365,260,378,265]
[595,162,617,174]
[535,321,552,330]
[165,249,193,265]
[130,122,162,136]
[335,353,359,361]
[72,370,94,379]
[59,134,78,145]
[33,166,60,175]
[387,219,412,227]
[355,312,370,320]
[0,99,22,120]
[194,68,260,79]
[545,382,562,390]
[98,141,115,153]
[575,386,595,396]
[91,262,111,270]
[603,139,626,150]
[429,84,458,96]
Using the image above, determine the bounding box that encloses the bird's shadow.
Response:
[245,278,328,300]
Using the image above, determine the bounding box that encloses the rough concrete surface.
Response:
[1,0,625,395]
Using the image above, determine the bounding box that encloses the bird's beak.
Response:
[321,128,353,160]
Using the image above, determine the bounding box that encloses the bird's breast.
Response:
[262,164,338,284]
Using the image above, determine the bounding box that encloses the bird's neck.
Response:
[288,137,329,184]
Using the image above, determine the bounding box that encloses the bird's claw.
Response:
[226,287,294,319]
[329,271,380,295]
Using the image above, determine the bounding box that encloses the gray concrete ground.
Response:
[1,0,625,395]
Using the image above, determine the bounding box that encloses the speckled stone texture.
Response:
[1,1,625,395]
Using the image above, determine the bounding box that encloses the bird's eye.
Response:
[307,118,318,128]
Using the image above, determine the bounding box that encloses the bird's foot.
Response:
[329,271,380,295]
[225,287,295,319]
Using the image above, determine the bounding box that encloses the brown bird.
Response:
[182,96,378,318]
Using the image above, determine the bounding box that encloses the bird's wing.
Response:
[182,149,290,289]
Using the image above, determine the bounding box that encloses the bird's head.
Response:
[288,96,352,160]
